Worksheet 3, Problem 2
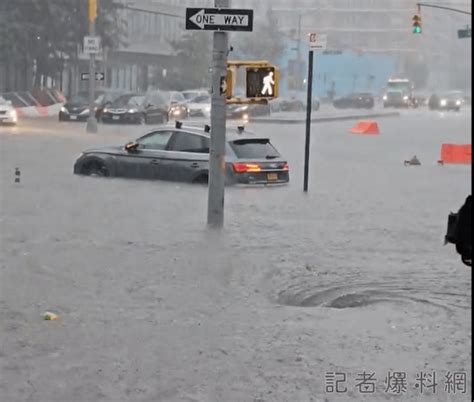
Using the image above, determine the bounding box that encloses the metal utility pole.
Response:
[207,0,230,228]
[86,0,98,133]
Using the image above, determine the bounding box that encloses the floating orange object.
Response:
[350,120,380,135]
[439,144,471,165]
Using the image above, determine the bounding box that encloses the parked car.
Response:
[428,92,463,111]
[73,123,290,185]
[181,89,210,103]
[186,94,211,118]
[101,93,147,124]
[0,96,18,125]
[269,96,320,112]
[95,91,124,121]
[142,91,170,124]
[59,91,105,122]
[333,93,375,109]
[161,91,188,121]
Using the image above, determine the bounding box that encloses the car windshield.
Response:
[229,139,280,159]
[192,95,210,104]
[69,93,89,104]
[110,94,143,107]
[182,92,200,101]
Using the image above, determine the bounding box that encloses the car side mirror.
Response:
[124,142,139,152]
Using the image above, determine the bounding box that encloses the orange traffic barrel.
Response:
[438,144,471,165]
[350,120,380,135]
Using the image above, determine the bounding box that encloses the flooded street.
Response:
[1,110,471,401]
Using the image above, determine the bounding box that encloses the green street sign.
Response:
[458,28,471,39]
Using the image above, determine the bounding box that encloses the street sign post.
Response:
[86,0,98,133]
[83,36,101,54]
[81,72,105,81]
[304,33,326,192]
[186,7,253,31]
[308,33,327,50]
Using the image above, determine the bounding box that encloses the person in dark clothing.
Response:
[445,195,471,267]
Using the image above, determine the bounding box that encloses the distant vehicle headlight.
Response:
[383,95,388,101]
[440,99,447,106]
[8,109,17,121]
[103,108,109,113]
[205,106,211,112]
[456,100,462,106]
[60,106,68,113]
[128,109,138,113]
[403,95,409,101]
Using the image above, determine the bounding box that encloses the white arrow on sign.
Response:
[189,9,249,29]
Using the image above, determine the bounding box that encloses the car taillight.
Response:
[232,163,261,173]
[283,163,289,171]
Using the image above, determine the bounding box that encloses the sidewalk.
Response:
[252,109,400,124]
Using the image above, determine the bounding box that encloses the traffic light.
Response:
[246,66,279,99]
[221,68,234,99]
[412,14,422,34]
[88,0,97,22]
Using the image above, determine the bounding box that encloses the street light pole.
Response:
[207,0,229,228]
[86,0,98,133]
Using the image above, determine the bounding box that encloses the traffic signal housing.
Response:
[412,14,422,34]
[246,66,279,99]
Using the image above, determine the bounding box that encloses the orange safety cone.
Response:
[350,120,380,135]
[439,144,472,165]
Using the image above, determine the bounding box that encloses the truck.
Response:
[382,78,418,108]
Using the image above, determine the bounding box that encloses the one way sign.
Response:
[186,8,253,32]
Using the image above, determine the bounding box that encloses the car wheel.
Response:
[83,161,109,177]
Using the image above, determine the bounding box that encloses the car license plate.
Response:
[267,173,278,181]
[113,116,120,120]
[70,115,77,120]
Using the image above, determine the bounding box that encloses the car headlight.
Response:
[103,108,109,113]
[172,109,181,115]
[403,95,409,101]
[456,100,461,106]
[60,106,68,113]
[440,99,447,106]
[383,95,388,100]
[205,106,211,112]
[128,109,138,113]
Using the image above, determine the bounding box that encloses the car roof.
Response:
[155,123,265,142]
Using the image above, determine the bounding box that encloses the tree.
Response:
[230,9,285,64]
[0,0,125,90]
[168,33,212,90]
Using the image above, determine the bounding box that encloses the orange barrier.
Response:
[350,120,380,135]
[439,144,471,165]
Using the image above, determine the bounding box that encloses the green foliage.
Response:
[0,0,125,86]
[230,10,285,63]
[168,33,212,90]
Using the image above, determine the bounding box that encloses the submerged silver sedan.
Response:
[73,123,289,185]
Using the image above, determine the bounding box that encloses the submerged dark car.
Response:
[333,93,375,109]
[101,94,146,124]
[73,123,289,185]
[59,91,104,122]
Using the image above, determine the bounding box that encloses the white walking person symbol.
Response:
[262,71,274,96]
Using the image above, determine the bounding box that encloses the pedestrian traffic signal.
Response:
[412,14,422,34]
[221,68,234,99]
[246,66,279,99]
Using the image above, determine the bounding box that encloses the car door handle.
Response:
[150,159,161,165]
[190,162,200,168]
